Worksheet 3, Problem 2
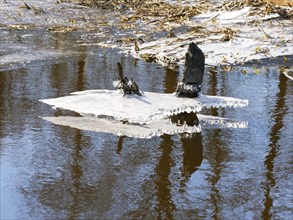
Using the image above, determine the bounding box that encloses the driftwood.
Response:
[115,43,204,98]
[114,62,141,95]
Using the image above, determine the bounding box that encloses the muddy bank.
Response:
[0,0,292,75]
[71,0,292,69]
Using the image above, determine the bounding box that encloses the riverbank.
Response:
[1,0,292,73]
[82,0,292,69]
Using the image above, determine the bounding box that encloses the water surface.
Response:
[0,29,292,219]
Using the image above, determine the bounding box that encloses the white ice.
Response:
[40,89,248,125]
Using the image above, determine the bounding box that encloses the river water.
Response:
[1,12,293,220]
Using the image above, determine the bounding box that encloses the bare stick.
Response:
[117,62,124,80]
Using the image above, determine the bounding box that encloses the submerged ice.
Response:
[42,114,247,139]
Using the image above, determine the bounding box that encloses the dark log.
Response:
[115,62,141,95]
[175,42,205,98]
[117,62,124,80]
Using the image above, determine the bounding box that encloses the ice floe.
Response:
[40,89,248,125]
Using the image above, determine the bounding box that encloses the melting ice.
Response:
[40,89,248,125]
[40,89,248,138]
[42,114,247,139]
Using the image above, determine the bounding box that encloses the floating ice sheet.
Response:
[42,114,247,139]
[0,47,71,66]
[40,89,248,124]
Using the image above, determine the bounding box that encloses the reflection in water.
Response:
[164,67,178,93]
[1,25,293,218]
[77,59,86,91]
[0,68,42,137]
[69,54,87,218]
[205,67,220,117]
[155,135,176,220]
[154,133,203,219]
[262,73,288,219]
[180,133,203,188]
[69,130,83,219]
[49,35,87,96]
[116,135,125,154]
[0,72,12,137]
[50,62,68,96]
[205,68,225,219]
[208,130,225,220]
[170,112,199,127]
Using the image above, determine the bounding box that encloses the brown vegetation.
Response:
[75,0,292,20]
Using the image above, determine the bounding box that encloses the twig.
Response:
[259,26,272,39]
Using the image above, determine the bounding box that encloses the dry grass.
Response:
[76,0,292,19]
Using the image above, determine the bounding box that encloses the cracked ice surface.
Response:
[40,89,248,125]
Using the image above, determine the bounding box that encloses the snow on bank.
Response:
[98,5,292,67]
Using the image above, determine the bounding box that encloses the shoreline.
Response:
[1,0,292,71]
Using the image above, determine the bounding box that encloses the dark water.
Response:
[0,30,292,220]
